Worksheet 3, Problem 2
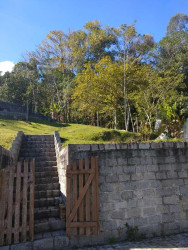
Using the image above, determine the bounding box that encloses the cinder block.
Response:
[111,209,125,220]
[106,174,119,183]
[163,195,179,205]
[121,191,133,200]
[143,207,156,216]
[138,143,150,149]
[54,236,69,249]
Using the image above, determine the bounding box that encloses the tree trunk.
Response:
[114,109,117,129]
[97,112,99,127]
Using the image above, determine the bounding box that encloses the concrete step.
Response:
[19,156,56,162]
[20,148,56,155]
[35,197,59,208]
[34,218,65,234]
[35,189,60,199]
[21,143,55,148]
[35,166,57,172]
[35,182,60,191]
[35,171,58,178]
[34,206,59,220]
[19,152,56,158]
[24,135,54,140]
[35,177,59,185]
[35,161,57,167]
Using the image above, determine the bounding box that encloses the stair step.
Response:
[20,147,55,155]
[35,161,57,167]
[35,166,57,172]
[35,171,58,178]
[35,182,60,191]
[34,218,65,234]
[19,152,56,157]
[35,177,59,184]
[19,156,56,162]
[34,207,59,220]
[35,189,60,199]
[24,135,54,140]
[21,143,55,148]
[35,197,59,208]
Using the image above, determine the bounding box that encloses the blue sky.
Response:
[0,0,188,69]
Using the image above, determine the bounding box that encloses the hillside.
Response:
[0,117,141,150]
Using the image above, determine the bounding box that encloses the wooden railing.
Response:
[66,156,99,236]
[0,159,35,246]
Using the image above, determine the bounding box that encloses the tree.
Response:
[166,13,188,36]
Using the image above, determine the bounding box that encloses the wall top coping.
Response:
[67,141,187,152]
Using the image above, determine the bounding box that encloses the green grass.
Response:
[0,116,141,149]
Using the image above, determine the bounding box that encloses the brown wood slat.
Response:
[66,164,71,236]
[6,165,15,245]
[73,161,77,236]
[66,169,94,175]
[0,169,9,245]
[29,159,35,241]
[85,157,91,236]
[69,222,97,228]
[95,157,99,234]
[79,159,84,235]
[67,172,95,224]
[91,157,97,235]
[21,160,28,242]
[14,162,21,243]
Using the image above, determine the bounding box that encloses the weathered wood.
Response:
[66,164,71,236]
[66,156,99,236]
[14,162,21,243]
[67,172,95,224]
[6,165,15,245]
[21,160,28,242]
[0,169,8,245]
[29,159,35,241]
[79,159,84,235]
[66,169,94,175]
[68,222,97,228]
[95,157,99,234]
[85,157,91,236]
[73,161,77,236]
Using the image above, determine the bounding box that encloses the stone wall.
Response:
[54,131,68,204]
[61,141,188,246]
[0,131,24,169]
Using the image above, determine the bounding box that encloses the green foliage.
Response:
[125,223,145,241]
[0,14,187,140]
[108,237,116,244]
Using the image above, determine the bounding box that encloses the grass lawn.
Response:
[0,116,141,149]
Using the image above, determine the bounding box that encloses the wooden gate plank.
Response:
[0,169,8,245]
[79,159,84,235]
[85,157,91,236]
[95,157,99,234]
[6,165,16,245]
[67,172,95,224]
[66,164,71,236]
[21,160,28,242]
[29,159,35,241]
[14,162,21,243]
[91,157,97,234]
[73,161,78,236]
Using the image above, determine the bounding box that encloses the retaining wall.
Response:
[59,141,188,246]
[0,131,24,169]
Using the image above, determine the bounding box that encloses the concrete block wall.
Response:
[62,141,188,246]
[0,131,24,169]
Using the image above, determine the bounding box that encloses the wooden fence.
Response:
[0,159,35,246]
[66,156,99,236]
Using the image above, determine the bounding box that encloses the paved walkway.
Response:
[78,233,188,249]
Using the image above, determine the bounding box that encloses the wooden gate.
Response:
[0,159,35,246]
[66,156,99,236]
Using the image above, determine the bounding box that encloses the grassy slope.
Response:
[0,117,141,149]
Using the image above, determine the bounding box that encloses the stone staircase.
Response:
[19,135,65,238]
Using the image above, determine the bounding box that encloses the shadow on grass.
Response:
[60,137,68,145]
[28,118,70,128]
